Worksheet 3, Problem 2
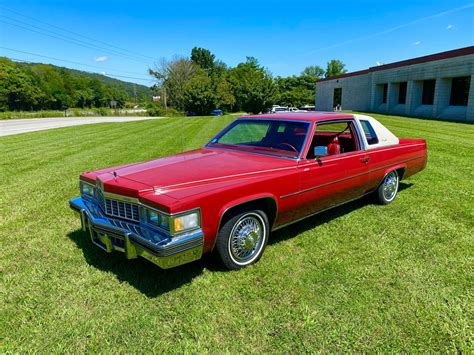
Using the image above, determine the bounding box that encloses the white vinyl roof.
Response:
[353,114,399,150]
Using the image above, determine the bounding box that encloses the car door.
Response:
[294,120,370,217]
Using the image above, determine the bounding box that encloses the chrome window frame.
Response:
[205,118,312,160]
[358,119,379,147]
[305,118,365,160]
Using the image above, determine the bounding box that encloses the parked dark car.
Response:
[210,109,223,116]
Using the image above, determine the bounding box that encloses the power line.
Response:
[0,17,151,64]
[103,73,154,82]
[8,57,152,83]
[0,5,158,62]
[0,46,151,77]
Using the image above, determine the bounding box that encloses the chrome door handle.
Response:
[360,156,370,164]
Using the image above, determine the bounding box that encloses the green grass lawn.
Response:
[1,113,473,352]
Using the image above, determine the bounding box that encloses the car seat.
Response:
[327,137,341,155]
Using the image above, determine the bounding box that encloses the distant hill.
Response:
[0,57,153,111]
[16,61,152,98]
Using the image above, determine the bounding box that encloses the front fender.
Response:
[210,193,279,250]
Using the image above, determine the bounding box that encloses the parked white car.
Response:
[270,105,288,113]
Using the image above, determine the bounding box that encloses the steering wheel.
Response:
[276,142,298,153]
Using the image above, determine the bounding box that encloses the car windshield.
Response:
[207,119,310,158]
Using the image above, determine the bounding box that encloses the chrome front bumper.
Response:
[69,197,204,269]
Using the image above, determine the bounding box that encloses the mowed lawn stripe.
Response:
[1,114,472,352]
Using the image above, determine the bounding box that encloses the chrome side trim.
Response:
[281,155,424,199]
[272,192,373,231]
[273,163,412,232]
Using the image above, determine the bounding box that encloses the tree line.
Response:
[0,49,347,114]
[149,47,347,114]
[0,57,149,112]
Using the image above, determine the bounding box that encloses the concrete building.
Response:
[315,46,474,122]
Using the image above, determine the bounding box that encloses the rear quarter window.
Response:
[360,120,379,145]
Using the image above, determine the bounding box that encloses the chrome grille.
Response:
[104,198,140,222]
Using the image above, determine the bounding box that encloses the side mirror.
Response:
[314,146,328,158]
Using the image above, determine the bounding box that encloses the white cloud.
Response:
[101,71,106,75]
[446,24,458,30]
[94,56,109,62]
[412,41,421,45]
[446,24,453,29]
[376,61,381,66]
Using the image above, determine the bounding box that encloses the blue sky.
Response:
[0,0,473,85]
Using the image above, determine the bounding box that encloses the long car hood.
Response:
[95,148,295,192]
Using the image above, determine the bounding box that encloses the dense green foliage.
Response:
[191,47,216,72]
[228,57,276,113]
[274,67,325,107]
[0,57,150,111]
[325,59,347,78]
[1,49,347,115]
[150,48,347,114]
[1,113,472,352]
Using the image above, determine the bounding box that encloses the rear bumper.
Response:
[69,197,204,269]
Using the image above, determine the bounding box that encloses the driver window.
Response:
[306,121,359,159]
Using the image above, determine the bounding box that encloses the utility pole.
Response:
[133,84,137,106]
[162,86,167,113]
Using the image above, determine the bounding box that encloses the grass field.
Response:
[1,113,473,352]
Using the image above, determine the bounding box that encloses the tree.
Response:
[182,71,217,115]
[211,59,228,77]
[214,76,235,110]
[149,56,200,110]
[275,75,316,107]
[228,57,276,113]
[325,59,347,78]
[0,57,143,111]
[301,65,325,79]
[0,60,44,111]
[191,47,216,72]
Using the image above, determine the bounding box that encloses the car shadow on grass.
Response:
[68,182,413,297]
[68,229,213,298]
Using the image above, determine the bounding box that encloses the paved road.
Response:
[0,116,164,137]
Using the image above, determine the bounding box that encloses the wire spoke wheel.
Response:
[228,213,265,264]
[382,171,399,201]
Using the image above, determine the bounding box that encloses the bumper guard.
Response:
[69,197,204,269]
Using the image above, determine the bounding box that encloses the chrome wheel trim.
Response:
[228,213,266,266]
[383,171,399,201]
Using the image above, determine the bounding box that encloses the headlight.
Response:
[172,212,200,233]
[144,207,200,235]
[80,181,95,198]
[145,209,170,229]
